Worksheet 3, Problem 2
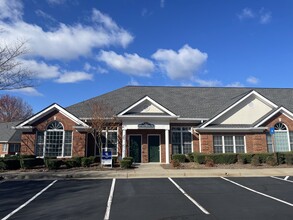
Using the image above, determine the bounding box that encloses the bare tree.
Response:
[0,40,33,90]
[87,101,119,158]
[0,94,33,122]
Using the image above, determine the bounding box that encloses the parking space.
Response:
[0,177,292,220]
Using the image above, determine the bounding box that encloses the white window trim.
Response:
[214,135,246,153]
[171,126,193,154]
[99,128,118,156]
[35,123,73,158]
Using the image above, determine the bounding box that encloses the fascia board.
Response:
[254,107,293,127]
[196,127,268,133]
[118,96,177,117]
[201,90,278,128]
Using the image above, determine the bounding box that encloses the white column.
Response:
[165,129,170,164]
[122,128,127,158]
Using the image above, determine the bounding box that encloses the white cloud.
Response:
[238,8,255,20]
[160,0,165,8]
[35,9,57,23]
[0,0,23,21]
[128,78,140,86]
[20,59,61,79]
[238,7,272,24]
[0,3,134,60]
[98,50,155,77]
[47,0,67,5]
[246,76,259,84]
[152,44,208,80]
[11,87,43,96]
[55,71,93,83]
[259,9,272,24]
[226,82,244,87]
[195,79,222,87]
[83,62,108,74]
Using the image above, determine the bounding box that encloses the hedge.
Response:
[20,158,44,169]
[3,158,21,170]
[46,159,63,170]
[193,153,206,164]
[120,157,133,169]
[172,154,186,163]
[206,153,238,164]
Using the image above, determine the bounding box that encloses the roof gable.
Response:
[201,90,278,128]
[15,103,89,129]
[118,96,177,117]
[254,106,293,127]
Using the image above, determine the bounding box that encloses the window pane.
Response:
[224,136,233,153]
[290,132,293,151]
[213,136,223,153]
[64,131,72,156]
[107,131,117,155]
[266,133,273,153]
[36,131,44,156]
[2,144,8,152]
[45,131,63,157]
[172,132,181,154]
[275,131,290,152]
[235,136,245,153]
[182,132,192,154]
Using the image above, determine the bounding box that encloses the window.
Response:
[171,127,192,154]
[267,123,291,152]
[96,129,118,156]
[36,121,72,157]
[213,135,245,153]
[2,143,8,153]
[9,143,20,154]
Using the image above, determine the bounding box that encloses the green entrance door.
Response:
[148,135,160,162]
[129,135,141,163]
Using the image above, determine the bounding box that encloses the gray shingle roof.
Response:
[0,121,22,143]
[66,86,293,119]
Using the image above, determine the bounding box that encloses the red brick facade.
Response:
[20,110,87,157]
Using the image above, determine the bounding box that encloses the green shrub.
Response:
[120,158,133,169]
[46,159,63,170]
[251,155,261,166]
[193,153,206,164]
[0,160,7,170]
[3,158,20,170]
[64,159,78,168]
[81,157,92,167]
[20,155,36,159]
[172,154,186,163]
[123,157,134,164]
[284,153,293,165]
[72,157,82,167]
[237,153,254,164]
[266,155,278,166]
[44,157,57,168]
[187,153,194,162]
[255,153,273,163]
[20,158,44,169]
[208,153,237,164]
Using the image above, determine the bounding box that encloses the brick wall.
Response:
[20,110,86,157]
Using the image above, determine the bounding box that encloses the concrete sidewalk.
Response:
[1,163,293,180]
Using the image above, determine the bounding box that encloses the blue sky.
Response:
[0,0,293,113]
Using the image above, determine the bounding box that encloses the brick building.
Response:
[13,86,293,163]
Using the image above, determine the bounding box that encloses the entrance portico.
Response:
[118,96,178,164]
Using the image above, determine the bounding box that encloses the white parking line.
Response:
[1,180,57,220]
[271,176,293,183]
[104,178,116,220]
[168,177,210,215]
[285,176,290,180]
[221,177,293,207]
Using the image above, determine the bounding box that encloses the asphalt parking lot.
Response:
[0,177,292,220]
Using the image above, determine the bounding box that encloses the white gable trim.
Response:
[254,106,293,127]
[200,90,278,128]
[16,103,89,129]
[118,96,177,117]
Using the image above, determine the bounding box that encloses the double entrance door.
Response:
[129,135,160,163]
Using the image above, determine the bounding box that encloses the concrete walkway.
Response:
[1,163,293,180]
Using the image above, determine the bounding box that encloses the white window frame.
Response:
[35,121,73,158]
[213,135,246,153]
[2,143,8,153]
[97,128,118,156]
[171,126,193,154]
